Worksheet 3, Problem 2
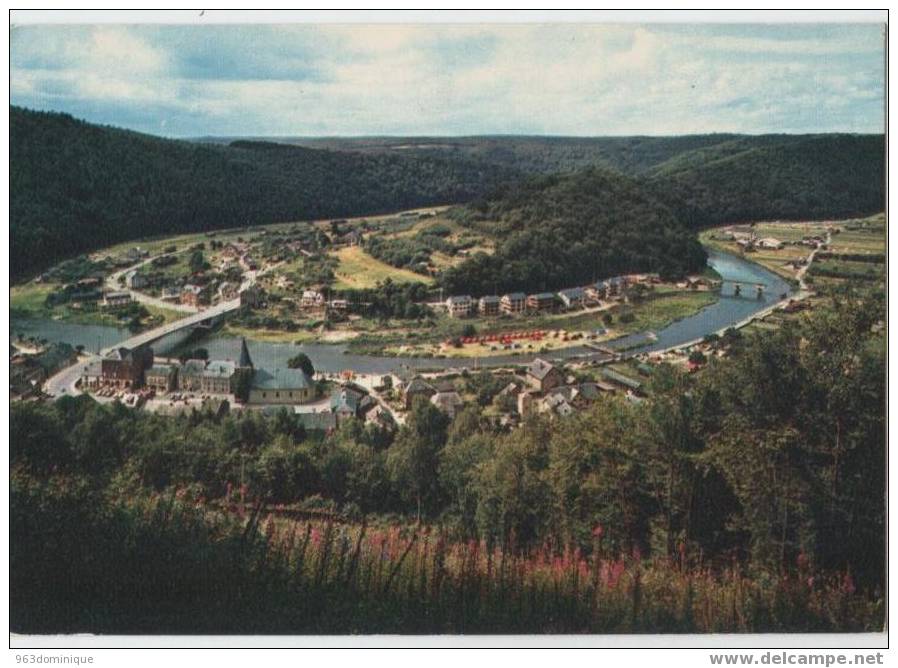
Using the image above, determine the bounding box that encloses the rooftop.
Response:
[203,360,236,379]
[252,367,313,391]
[527,357,557,381]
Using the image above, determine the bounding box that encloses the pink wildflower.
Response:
[841,573,856,595]
[592,524,604,539]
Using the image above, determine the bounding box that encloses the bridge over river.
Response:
[100,297,241,356]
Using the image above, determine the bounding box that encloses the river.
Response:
[11,248,793,375]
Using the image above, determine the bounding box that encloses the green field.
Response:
[330,245,433,290]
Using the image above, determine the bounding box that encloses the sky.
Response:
[10,23,886,137]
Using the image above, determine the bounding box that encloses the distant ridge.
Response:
[10,106,521,279]
[11,105,885,280]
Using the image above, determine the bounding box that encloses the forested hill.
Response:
[10,107,521,279]
[265,133,884,181]
[439,168,708,296]
[646,134,886,227]
[12,105,884,281]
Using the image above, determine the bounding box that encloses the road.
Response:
[43,258,266,397]
[44,353,98,397]
[106,255,199,314]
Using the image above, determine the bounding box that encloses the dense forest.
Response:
[647,135,886,227]
[13,107,884,284]
[293,133,885,229]
[439,168,709,296]
[11,289,885,632]
[10,106,520,279]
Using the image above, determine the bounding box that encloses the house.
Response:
[543,391,575,417]
[181,284,210,308]
[239,285,263,308]
[239,255,258,271]
[526,292,556,312]
[145,363,179,393]
[249,368,317,404]
[445,295,473,318]
[601,368,643,394]
[430,390,464,418]
[125,271,148,290]
[341,230,363,246]
[301,290,325,309]
[79,360,104,391]
[330,386,367,422]
[11,343,77,396]
[585,281,608,303]
[607,277,626,296]
[328,299,349,311]
[500,292,527,314]
[478,295,501,316]
[202,360,238,394]
[103,291,132,308]
[160,286,181,301]
[178,359,209,392]
[557,287,586,309]
[525,357,564,393]
[125,247,149,262]
[403,377,437,409]
[757,237,783,250]
[92,345,153,389]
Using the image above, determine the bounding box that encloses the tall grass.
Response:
[10,481,884,634]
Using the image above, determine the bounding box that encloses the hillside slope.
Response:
[10,107,521,279]
[439,168,708,296]
[646,134,885,226]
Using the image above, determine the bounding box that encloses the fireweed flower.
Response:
[841,573,856,595]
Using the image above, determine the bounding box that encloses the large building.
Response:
[478,295,501,316]
[82,345,153,390]
[445,295,473,318]
[526,292,557,312]
[557,287,586,309]
[500,292,526,314]
[526,357,564,393]
[145,363,179,392]
[249,368,316,404]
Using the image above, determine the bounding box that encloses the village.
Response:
[12,212,885,437]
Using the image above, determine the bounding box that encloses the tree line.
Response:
[11,288,885,591]
[10,106,520,280]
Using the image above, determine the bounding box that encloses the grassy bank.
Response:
[11,282,183,330]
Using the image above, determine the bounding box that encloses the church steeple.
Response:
[238,337,253,369]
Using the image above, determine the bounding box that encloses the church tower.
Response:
[238,337,254,370]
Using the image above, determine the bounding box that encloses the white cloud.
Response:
[10,23,885,136]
